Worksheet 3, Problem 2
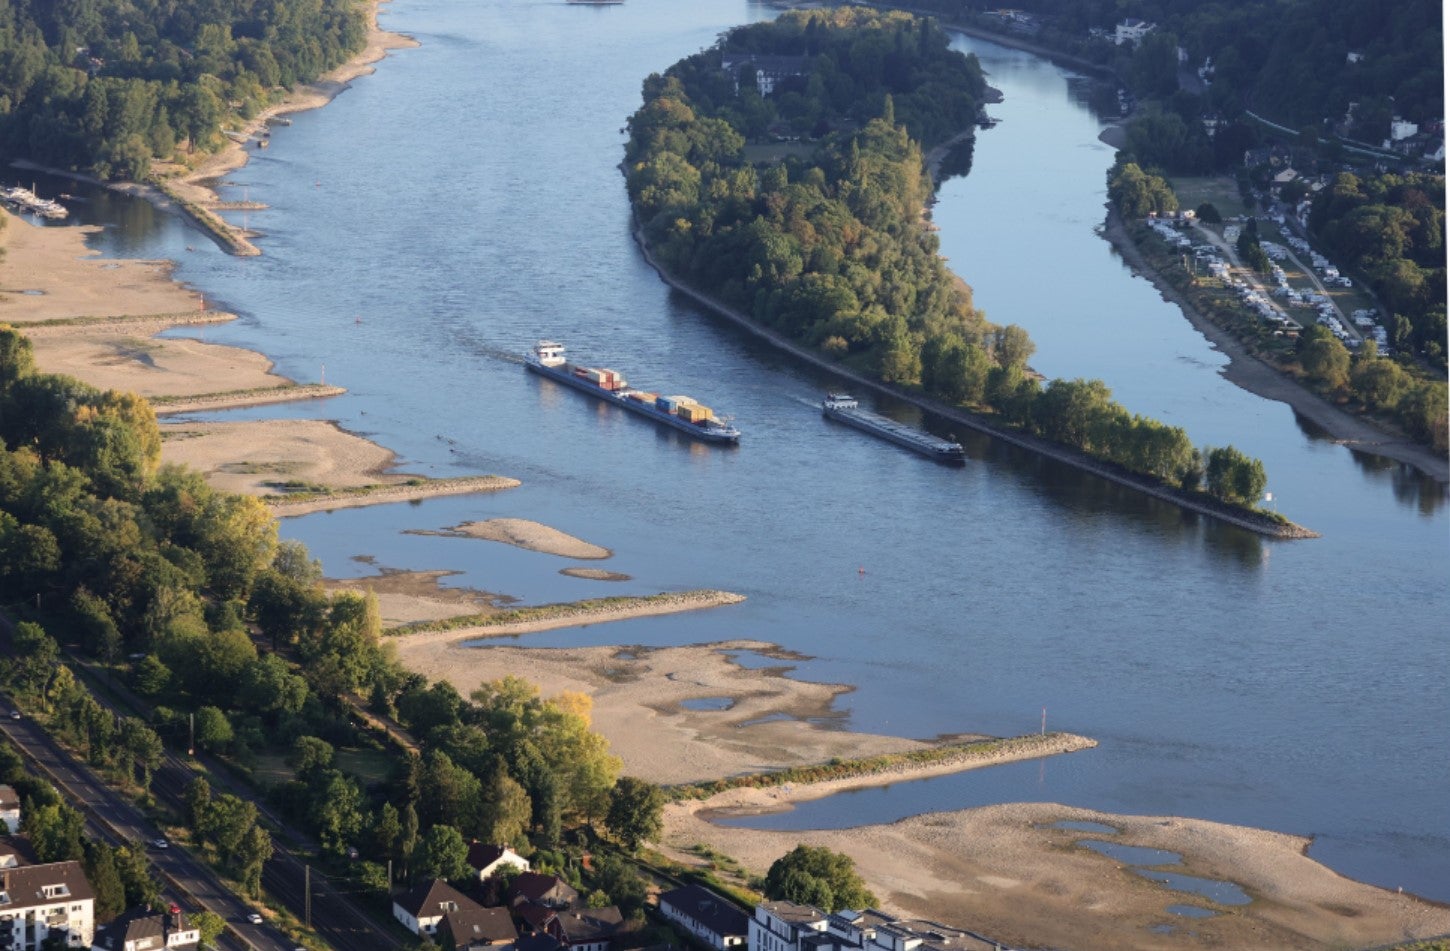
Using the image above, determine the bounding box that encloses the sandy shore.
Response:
[1100,208,1448,483]
[394,623,1450,946]
[394,637,934,785]
[665,797,1450,950]
[407,518,612,559]
[0,210,198,320]
[157,2,418,236]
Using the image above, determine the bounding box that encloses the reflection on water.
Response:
[1291,409,1444,514]
[48,0,1450,902]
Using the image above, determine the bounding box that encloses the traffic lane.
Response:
[149,752,398,951]
[0,716,287,951]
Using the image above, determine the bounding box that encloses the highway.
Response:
[0,699,287,951]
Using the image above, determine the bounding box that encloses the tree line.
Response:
[1310,171,1446,369]
[900,0,1442,146]
[0,0,367,179]
[0,322,661,921]
[626,10,1273,509]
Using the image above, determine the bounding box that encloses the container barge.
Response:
[525,341,740,444]
[822,393,965,465]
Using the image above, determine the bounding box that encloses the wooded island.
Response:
[626,8,1278,516]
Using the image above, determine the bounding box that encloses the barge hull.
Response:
[823,403,965,465]
[526,360,740,444]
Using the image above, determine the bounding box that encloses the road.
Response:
[145,746,408,951]
[0,700,286,951]
[60,655,410,951]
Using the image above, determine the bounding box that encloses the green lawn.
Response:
[334,748,393,786]
[743,141,818,164]
[1171,175,1251,216]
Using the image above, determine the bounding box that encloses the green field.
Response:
[1171,175,1252,216]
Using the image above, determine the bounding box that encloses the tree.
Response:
[1205,446,1268,507]
[1298,325,1351,390]
[192,911,226,947]
[606,777,664,852]
[764,845,876,912]
[193,706,233,753]
[24,802,85,862]
[84,841,126,921]
[413,824,471,883]
[113,845,161,909]
[589,855,648,919]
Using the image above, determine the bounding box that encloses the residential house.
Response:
[0,839,37,871]
[90,908,200,950]
[749,902,1021,951]
[439,906,519,951]
[658,885,747,951]
[0,860,96,949]
[393,879,483,939]
[720,54,810,96]
[507,873,579,911]
[522,907,623,951]
[0,787,20,835]
[467,844,531,883]
[1114,19,1155,46]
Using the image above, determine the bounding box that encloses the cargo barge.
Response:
[525,341,741,444]
[822,393,965,465]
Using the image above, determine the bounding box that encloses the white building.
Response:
[659,885,748,951]
[749,901,1022,951]
[1114,19,1155,46]
[90,908,199,950]
[466,843,531,883]
[393,879,482,938]
[0,787,20,835]
[1390,118,1419,142]
[0,861,96,949]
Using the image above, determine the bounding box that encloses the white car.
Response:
[151,838,169,849]
[246,912,263,925]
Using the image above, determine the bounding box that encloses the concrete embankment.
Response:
[630,224,1316,540]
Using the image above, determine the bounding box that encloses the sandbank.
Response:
[408,518,611,559]
[561,568,631,581]
[28,327,292,400]
[0,209,199,321]
[328,569,503,629]
[664,798,1450,951]
[395,638,938,785]
[160,418,398,495]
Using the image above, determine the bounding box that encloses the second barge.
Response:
[526,340,740,444]
[822,393,965,465]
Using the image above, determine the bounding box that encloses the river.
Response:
[40,0,1449,902]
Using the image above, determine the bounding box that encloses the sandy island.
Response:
[407,518,612,560]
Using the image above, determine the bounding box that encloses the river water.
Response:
[42,0,1449,901]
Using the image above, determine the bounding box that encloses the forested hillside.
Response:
[0,318,653,900]
[627,8,1272,510]
[0,0,368,179]
[908,0,1442,139]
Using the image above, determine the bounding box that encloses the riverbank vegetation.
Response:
[1107,163,1448,455]
[0,0,368,180]
[0,324,661,915]
[899,0,1442,146]
[626,9,1275,512]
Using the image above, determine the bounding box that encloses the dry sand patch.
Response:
[29,331,290,398]
[410,518,611,559]
[0,211,199,320]
[160,418,405,496]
